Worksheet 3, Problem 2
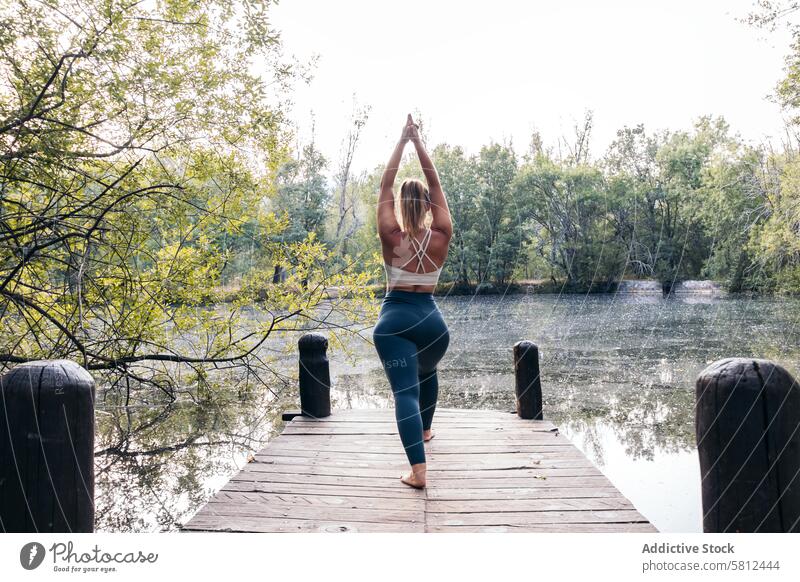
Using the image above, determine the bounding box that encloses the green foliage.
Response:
[433,144,480,285]
[777,29,800,125]
[747,153,800,293]
[0,0,377,399]
[394,142,526,288]
[474,143,521,285]
[514,155,625,289]
[273,143,330,243]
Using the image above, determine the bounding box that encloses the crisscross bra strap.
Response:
[398,229,439,272]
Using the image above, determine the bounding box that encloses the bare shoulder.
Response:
[377,185,401,240]
[430,225,452,244]
[378,224,402,246]
[379,228,403,261]
[428,227,451,258]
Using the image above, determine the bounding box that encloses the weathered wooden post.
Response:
[0,359,95,532]
[298,333,331,419]
[513,340,543,420]
[696,358,800,532]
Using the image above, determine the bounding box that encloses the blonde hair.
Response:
[398,178,430,237]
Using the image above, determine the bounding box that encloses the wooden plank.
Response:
[280,425,560,436]
[263,442,581,455]
[427,487,627,500]
[241,463,603,480]
[194,499,424,524]
[426,476,616,488]
[228,471,415,489]
[222,480,424,500]
[229,470,615,489]
[427,498,636,512]
[274,433,571,444]
[318,416,521,424]
[253,454,595,470]
[240,464,410,480]
[211,490,422,511]
[282,418,555,428]
[220,481,627,502]
[289,411,533,420]
[183,515,423,533]
[426,510,650,526]
[426,467,602,477]
[258,448,585,461]
[281,429,569,448]
[426,523,658,533]
[254,455,598,471]
[291,415,547,424]
[285,422,558,431]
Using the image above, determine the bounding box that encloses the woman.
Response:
[373,114,452,489]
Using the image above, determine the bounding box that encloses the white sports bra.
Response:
[384,229,442,288]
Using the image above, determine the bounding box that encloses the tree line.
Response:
[265,111,800,294]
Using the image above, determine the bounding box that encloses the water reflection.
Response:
[331,293,800,532]
[561,421,704,533]
[90,293,800,532]
[94,387,292,532]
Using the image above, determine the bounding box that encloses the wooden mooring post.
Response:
[0,359,95,532]
[696,358,800,532]
[282,333,331,422]
[513,340,543,420]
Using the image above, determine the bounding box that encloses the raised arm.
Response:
[411,130,452,239]
[377,133,406,241]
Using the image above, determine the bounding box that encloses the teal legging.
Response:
[372,290,450,465]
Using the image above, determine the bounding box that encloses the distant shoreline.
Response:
[433,279,727,297]
[322,279,735,299]
[214,279,798,303]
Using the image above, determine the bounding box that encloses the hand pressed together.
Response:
[401,113,421,143]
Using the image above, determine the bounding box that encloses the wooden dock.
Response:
[182,407,657,533]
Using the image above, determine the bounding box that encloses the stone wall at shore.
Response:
[672,280,724,294]
[616,280,664,293]
[616,279,724,295]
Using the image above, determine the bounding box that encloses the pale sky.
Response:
[270,0,795,177]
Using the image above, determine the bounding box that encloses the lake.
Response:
[93,293,800,532]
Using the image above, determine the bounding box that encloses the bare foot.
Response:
[400,463,426,489]
[423,429,435,442]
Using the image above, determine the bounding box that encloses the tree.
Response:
[602,117,737,287]
[473,143,520,285]
[697,141,765,291]
[270,134,329,282]
[432,144,480,287]
[331,98,371,256]
[741,0,800,293]
[746,151,800,291]
[513,155,621,289]
[274,136,329,243]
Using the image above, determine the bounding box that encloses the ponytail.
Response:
[399,178,429,237]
